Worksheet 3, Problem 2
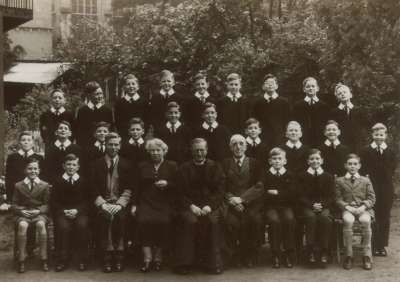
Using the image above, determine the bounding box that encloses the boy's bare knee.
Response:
[18,221,29,233]
[35,221,46,232]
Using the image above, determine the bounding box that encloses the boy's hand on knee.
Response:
[201,206,211,215]
[190,204,202,216]
[131,205,137,216]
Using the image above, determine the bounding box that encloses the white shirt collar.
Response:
[94,140,105,147]
[87,101,103,110]
[371,141,387,150]
[345,172,360,179]
[194,91,210,100]
[226,92,242,101]
[286,140,302,149]
[128,137,144,145]
[124,93,140,102]
[18,149,34,157]
[62,173,80,183]
[304,96,319,104]
[338,101,354,110]
[264,92,278,101]
[166,121,181,130]
[324,139,341,147]
[50,106,66,115]
[269,167,287,175]
[307,167,324,176]
[23,177,40,185]
[160,89,175,97]
[55,139,72,148]
[246,136,261,145]
[202,121,218,130]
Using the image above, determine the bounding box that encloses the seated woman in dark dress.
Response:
[131,138,178,272]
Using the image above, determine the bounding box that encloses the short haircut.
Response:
[105,132,121,144]
[371,123,387,133]
[269,147,286,158]
[50,88,65,97]
[57,120,72,130]
[94,121,111,131]
[334,83,351,96]
[85,81,101,95]
[226,73,241,82]
[128,117,145,129]
[302,77,318,87]
[194,72,208,82]
[25,156,40,168]
[203,102,216,112]
[123,74,139,84]
[160,69,174,81]
[263,73,278,83]
[19,131,33,140]
[145,138,168,153]
[191,138,207,149]
[325,120,340,129]
[166,101,180,112]
[245,118,260,128]
[63,153,79,163]
[286,120,302,131]
[308,148,322,158]
[230,134,246,147]
[346,153,360,162]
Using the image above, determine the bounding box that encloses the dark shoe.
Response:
[320,254,328,268]
[210,267,223,274]
[379,248,387,257]
[343,256,353,270]
[284,253,293,268]
[154,261,162,271]
[55,263,66,272]
[362,256,372,270]
[272,256,280,268]
[140,261,151,273]
[245,258,254,268]
[174,265,190,275]
[113,262,124,272]
[102,262,112,273]
[373,249,380,256]
[308,252,316,264]
[42,260,49,272]
[17,261,25,273]
[78,263,87,271]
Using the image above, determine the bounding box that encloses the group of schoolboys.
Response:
[5,70,396,275]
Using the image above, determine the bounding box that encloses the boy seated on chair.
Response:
[12,157,50,273]
[335,154,375,270]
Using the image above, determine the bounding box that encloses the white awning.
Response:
[4,62,72,84]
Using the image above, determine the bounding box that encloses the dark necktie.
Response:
[60,144,65,151]
[350,175,355,184]
[29,179,34,191]
[276,171,281,177]
[69,176,74,185]
[171,124,176,134]
[200,96,206,104]
[24,152,29,159]
[108,159,115,175]
[377,145,382,155]
[55,109,60,116]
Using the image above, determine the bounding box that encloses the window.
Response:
[71,0,97,15]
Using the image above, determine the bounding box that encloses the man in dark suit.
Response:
[91,132,133,273]
[174,138,225,275]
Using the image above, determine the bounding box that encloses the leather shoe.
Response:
[272,256,280,268]
[102,262,112,273]
[17,261,25,273]
[379,248,387,257]
[343,256,353,270]
[114,262,124,272]
[308,252,316,264]
[284,254,293,268]
[55,263,66,272]
[211,267,223,274]
[320,254,328,268]
[140,261,151,273]
[78,263,87,271]
[154,261,162,271]
[42,260,49,272]
[363,256,372,270]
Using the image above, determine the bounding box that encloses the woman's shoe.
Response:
[154,261,162,271]
[140,261,151,273]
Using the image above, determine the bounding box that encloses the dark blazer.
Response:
[260,170,296,207]
[12,179,50,216]
[184,95,216,128]
[119,140,148,168]
[5,152,44,202]
[75,104,113,148]
[245,140,270,166]
[178,159,225,211]
[153,123,192,164]
[194,124,231,161]
[298,171,335,210]
[221,157,263,210]
[318,142,350,177]
[51,175,89,217]
[114,95,149,137]
[280,143,310,175]
[149,91,186,127]
[40,110,75,145]
[216,96,250,134]
[252,96,290,145]
[329,106,362,150]
[292,100,329,146]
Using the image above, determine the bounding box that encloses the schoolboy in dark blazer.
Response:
[360,123,397,256]
[298,149,335,267]
[194,102,231,162]
[5,131,43,202]
[75,81,113,149]
[114,74,149,138]
[85,121,110,165]
[40,89,75,146]
[244,118,270,166]
[319,120,350,177]
[51,154,90,271]
[292,77,329,147]
[153,102,192,164]
[252,74,290,146]
[217,73,250,134]
[222,134,264,267]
